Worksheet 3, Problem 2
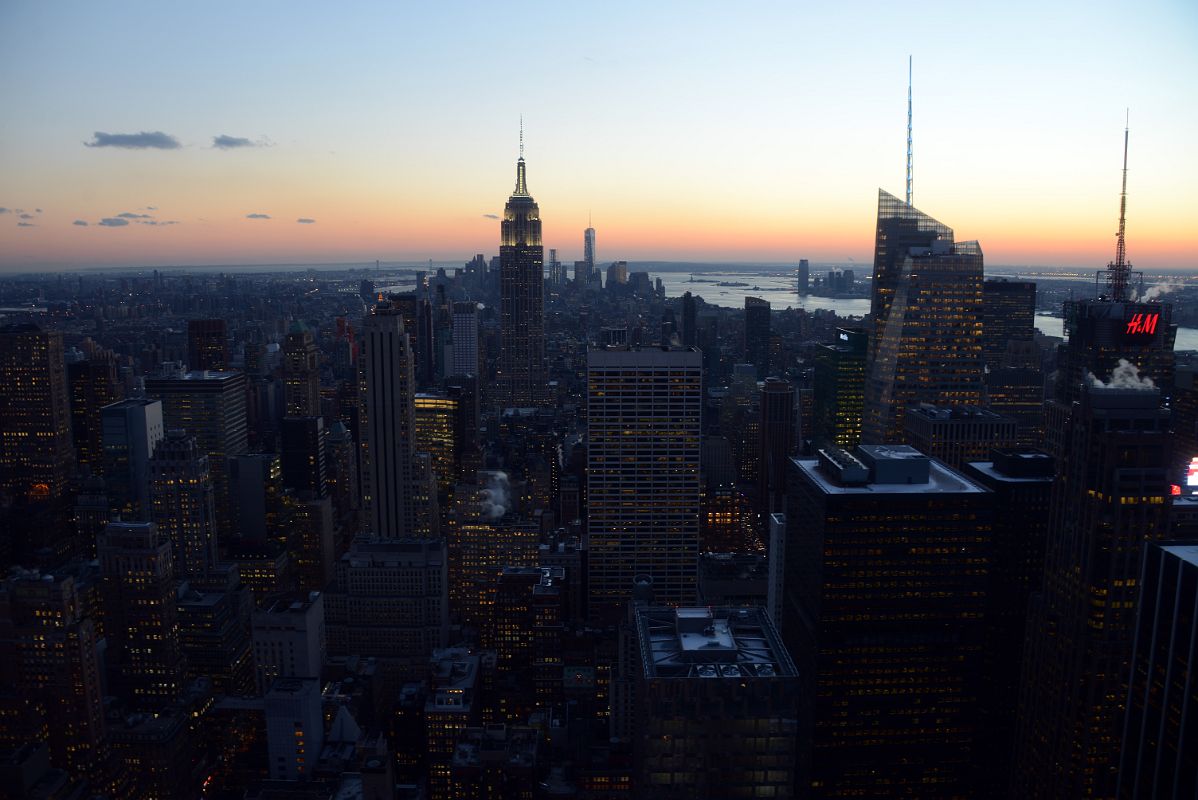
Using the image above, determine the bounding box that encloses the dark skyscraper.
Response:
[862,190,984,443]
[282,322,321,417]
[498,134,546,406]
[187,318,229,371]
[757,377,794,516]
[981,278,1036,368]
[812,327,867,449]
[797,258,809,294]
[1013,387,1173,798]
[680,291,697,347]
[149,430,217,579]
[744,296,771,378]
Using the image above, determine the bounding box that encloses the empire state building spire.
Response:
[513,116,530,197]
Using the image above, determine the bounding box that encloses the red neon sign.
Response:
[1125,312,1160,336]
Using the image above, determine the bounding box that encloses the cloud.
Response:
[18,213,33,220]
[138,220,179,226]
[482,213,500,219]
[85,131,181,149]
[73,220,88,226]
[146,206,158,211]
[246,213,271,219]
[98,217,130,227]
[0,208,9,214]
[296,218,316,224]
[212,134,258,149]
[1086,358,1156,391]
[117,212,152,219]
[35,208,42,213]
[17,222,35,228]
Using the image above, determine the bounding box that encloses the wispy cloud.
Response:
[138,220,179,226]
[98,217,130,227]
[18,213,33,220]
[246,213,271,219]
[73,220,88,226]
[482,213,500,219]
[17,222,35,228]
[85,131,181,150]
[117,212,152,219]
[0,208,9,214]
[212,134,264,149]
[296,218,316,224]
[35,208,43,213]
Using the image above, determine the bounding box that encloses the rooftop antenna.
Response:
[906,55,913,207]
[519,114,524,160]
[1105,111,1133,302]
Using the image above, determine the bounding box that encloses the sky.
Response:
[1,1,1196,272]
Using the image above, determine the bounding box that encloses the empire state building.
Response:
[498,134,546,406]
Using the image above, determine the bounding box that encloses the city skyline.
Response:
[2,1,1196,271]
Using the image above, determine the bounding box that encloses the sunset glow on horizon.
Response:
[2,1,1196,272]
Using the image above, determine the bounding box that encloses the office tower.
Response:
[573,260,589,286]
[1013,386,1172,798]
[862,190,985,443]
[415,392,461,502]
[981,278,1036,368]
[812,327,867,449]
[447,725,540,796]
[67,348,124,474]
[187,318,228,371]
[680,291,697,347]
[176,565,255,695]
[325,420,360,526]
[101,397,165,519]
[149,430,217,579]
[498,139,546,406]
[962,448,1054,798]
[108,706,201,800]
[324,538,448,681]
[985,359,1046,447]
[144,365,248,532]
[361,301,427,538]
[584,225,596,276]
[744,296,771,378]
[1172,365,1198,482]
[490,566,566,721]
[606,261,629,287]
[98,521,185,708]
[797,258,810,294]
[265,677,324,781]
[758,377,794,516]
[445,374,482,476]
[0,569,109,785]
[451,301,480,376]
[390,290,436,387]
[279,415,327,497]
[73,476,110,559]
[587,347,702,617]
[227,452,282,541]
[1119,541,1198,798]
[902,403,1019,470]
[0,324,75,501]
[289,495,336,593]
[282,323,321,416]
[785,445,993,797]
[632,606,799,799]
[252,592,327,693]
[426,648,482,798]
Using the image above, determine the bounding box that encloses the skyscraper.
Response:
[584,224,596,277]
[862,190,984,443]
[67,348,125,474]
[187,318,228,371]
[101,397,165,519]
[797,258,809,294]
[587,347,702,617]
[812,327,867,449]
[149,430,217,579]
[981,278,1036,368]
[498,135,546,406]
[901,403,1019,471]
[744,296,771,378]
[680,291,697,347]
[0,324,75,501]
[282,322,321,417]
[758,377,794,516]
[450,301,479,377]
[1013,387,1173,798]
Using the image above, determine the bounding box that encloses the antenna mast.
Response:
[906,56,913,207]
[1107,115,1131,301]
[519,115,524,159]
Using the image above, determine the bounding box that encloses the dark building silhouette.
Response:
[149,430,217,579]
[282,322,321,416]
[902,403,1019,471]
[187,318,228,371]
[981,278,1036,368]
[1119,541,1198,798]
[67,348,125,474]
[681,291,697,347]
[498,139,546,406]
[784,444,993,798]
[744,296,771,378]
[1055,299,1176,403]
[758,377,794,516]
[862,191,984,443]
[812,327,867,449]
[1013,387,1173,798]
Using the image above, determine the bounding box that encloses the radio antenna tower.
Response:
[906,56,913,207]
[1105,113,1132,302]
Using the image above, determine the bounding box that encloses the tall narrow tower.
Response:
[498,125,546,406]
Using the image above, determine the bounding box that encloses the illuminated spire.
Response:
[513,117,529,197]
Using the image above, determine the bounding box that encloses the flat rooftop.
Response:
[966,461,1055,485]
[1160,543,1198,568]
[793,455,988,495]
[636,606,796,680]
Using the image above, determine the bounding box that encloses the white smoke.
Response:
[1086,358,1156,391]
[1130,282,1181,302]
[480,471,510,520]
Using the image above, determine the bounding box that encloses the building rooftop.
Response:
[906,403,1009,422]
[636,606,796,680]
[1159,543,1198,568]
[796,450,987,496]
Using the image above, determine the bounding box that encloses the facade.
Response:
[1055,297,1176,403]
[450,301,479,377]
[279,415,327,497]
[227,452,282,541]
[176,566,255,695]
[264,677,324,781]
[757,377,794,516]
[784,445,993,797]
[149,430,217,579]
[902,403,1019,470]
[811,327,867,450]
[584,226,596,277]
[587,347,702,617]
[862,190,985,444]
[187,318,228,371]
[282,324,321,417]
[981,278,1036,368]
[744,296,771,378]
[252,592,327,694]
[1013,387,1173,798]
[67,349,125,474]
[632,606,799,799]
[0,324,75,501]
[498,147,546,406]
[101,397,165,519]
[1119,541,1198,798]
